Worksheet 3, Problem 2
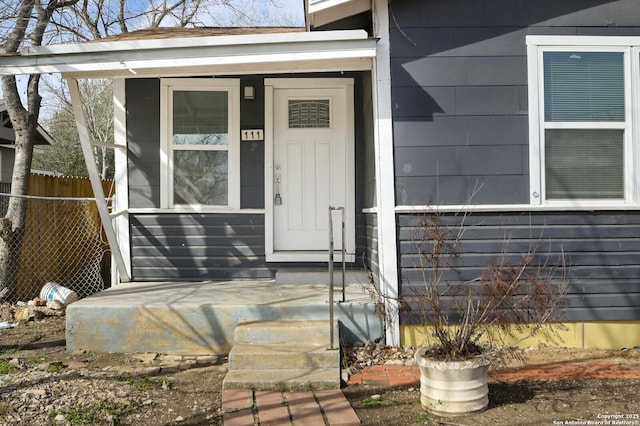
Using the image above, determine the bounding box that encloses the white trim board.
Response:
[112,78,131,284]
[267,251,356,263]
[372,0,400,347]
[527,35,640,46]
[395,204,640,214]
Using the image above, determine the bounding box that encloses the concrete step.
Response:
[275,268,370,286]
[229,343,340,370]
[223,368,341,391]
[225,319,342,391]
[233,320,336,345]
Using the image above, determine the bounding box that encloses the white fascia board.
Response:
[24,29,367,56]
[0,30,375,77]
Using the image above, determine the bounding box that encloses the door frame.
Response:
[264,78,355,262]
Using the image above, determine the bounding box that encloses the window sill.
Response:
[395,203,640,214]
[127,207,265,214]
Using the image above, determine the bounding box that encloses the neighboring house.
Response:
[0,99,52,182]
[0,100,52,212]
[1,0,639,349]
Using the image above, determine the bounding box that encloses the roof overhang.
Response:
[308,0,371,28]
[0,29,376,79]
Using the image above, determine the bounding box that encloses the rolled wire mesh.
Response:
[0,194,108,302]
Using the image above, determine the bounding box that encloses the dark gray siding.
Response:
[398,212,640,322]
[127,78,161,208]
[391,0,640,323]
[365,213,379,285]
[360,72,376,209]
[240,78,265,209]
[130,213,273,280]
[1,149,14,183]
[354,72,375,265]
[389,0,640,205]
[358,72,378,278]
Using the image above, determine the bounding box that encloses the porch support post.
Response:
[373,0,400,346]
[112,78,131,284]
[67,77,131,283]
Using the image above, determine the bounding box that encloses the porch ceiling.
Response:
[0,29,376,79]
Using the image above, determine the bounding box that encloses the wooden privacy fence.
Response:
[10,174,114,301]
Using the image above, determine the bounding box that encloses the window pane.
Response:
[289,100,330,128]
[544,52,624,122]
[173,91,228,145]
[545,129,624,199]
[174,151,228,205]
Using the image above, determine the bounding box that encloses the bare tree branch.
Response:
[0,0,35,53]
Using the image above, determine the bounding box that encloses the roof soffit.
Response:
[309,0,371,27]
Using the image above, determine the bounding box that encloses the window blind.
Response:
[544,52,624,122]
[173,91,228,145]
[545,129,624,199]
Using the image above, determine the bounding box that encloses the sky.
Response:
[132,0,306,28]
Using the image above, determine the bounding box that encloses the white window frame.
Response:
[160,78,240,211]
[527,36,640,208]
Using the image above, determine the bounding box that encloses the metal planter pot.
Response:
[415,346,491,416]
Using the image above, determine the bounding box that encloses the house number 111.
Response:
[241,129,264,141]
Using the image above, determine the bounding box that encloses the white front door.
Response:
[269,80,354,258]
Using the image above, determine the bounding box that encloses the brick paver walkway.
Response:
[222,389,360,426]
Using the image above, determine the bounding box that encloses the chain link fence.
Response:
[0,193,108,302]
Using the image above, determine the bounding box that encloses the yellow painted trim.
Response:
[400,321,640,350]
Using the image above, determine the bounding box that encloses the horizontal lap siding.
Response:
[398,212,640,322]
[130,213,273,280]
[390,0,640,323]
[389,0,640,206]
[390,20,530,205]
[365,213,379,285]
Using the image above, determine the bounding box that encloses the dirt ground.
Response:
[1,312,640,425]
[344,346,640,426]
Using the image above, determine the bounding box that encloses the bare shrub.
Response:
[403,209,567,361]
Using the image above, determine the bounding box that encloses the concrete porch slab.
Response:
[66,280,383,355]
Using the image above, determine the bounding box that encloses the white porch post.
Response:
[67,77,131,283]
[373,0,400,346]
[112,78,131,284]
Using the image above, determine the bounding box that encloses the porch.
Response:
[66,278,384,355]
